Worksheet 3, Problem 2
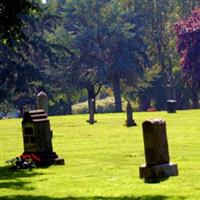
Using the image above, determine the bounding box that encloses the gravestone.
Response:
[139,119,178,183]
[21,109,64,166]
[167,100,176,113]
[87,99,97,124]
[37,91,48,115]
[125,101,137,127]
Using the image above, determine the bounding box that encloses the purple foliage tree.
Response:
[174,8,200,89]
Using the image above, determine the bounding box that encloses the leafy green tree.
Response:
[57,0,149,112]
[98,1,150,112]
[0,1,65,114]
[132,0,180,110]
[48,0,110,112]
[0,3,39,112]
[0,0,39,45]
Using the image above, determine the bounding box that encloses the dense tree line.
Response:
[0,0,200,115]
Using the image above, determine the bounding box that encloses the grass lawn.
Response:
[0,109,200,200]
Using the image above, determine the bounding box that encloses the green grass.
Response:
[0,110,200,200]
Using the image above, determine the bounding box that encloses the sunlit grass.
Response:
[0,109,200,200]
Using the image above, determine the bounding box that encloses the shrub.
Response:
[72,97,139,114]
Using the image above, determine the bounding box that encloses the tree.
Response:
[98,1,150,112]
[0,0,39,45]
[174,8,200,108]
[0,1,66,114]
[129,0,182,111]
[51,0,110,112]
[61,0,150,112]
[176,0,200,17]
[0,0,41,113]
[33,0,85,114]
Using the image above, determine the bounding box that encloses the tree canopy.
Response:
[0,0,39,45]
[174,8,200,89]
[0,0,200,114]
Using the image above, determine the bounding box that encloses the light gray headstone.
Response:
[37,91,48,115]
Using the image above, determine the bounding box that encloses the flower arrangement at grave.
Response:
[6,153,40,170]
[20,153,41,162]
[147,107,157,112]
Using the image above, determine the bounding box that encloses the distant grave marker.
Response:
[139,119,178,183]
[37,91,48,115]
[167,100,176,113]
[87,99,97,124]
[125,101,137,127]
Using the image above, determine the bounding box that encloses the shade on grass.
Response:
[0,110,200,200]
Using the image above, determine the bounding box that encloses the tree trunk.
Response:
[191,86,199,109]
[139,93,150,111]
[113,71,122,112]
[87,86,96,113]
[66,99,72,114]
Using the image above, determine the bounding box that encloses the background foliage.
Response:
[0,0,200,115]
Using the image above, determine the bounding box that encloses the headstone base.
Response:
[139,163,178,183]
[86,120,97,124]
[125,119,137,127]
[21,152,65,166]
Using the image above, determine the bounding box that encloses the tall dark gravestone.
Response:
[21,109,64,166]
[139,119,178,183]
[125,101,137,127]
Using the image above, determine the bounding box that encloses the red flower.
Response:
[20,154,41,162]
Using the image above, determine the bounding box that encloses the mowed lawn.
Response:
[0,110,200,200]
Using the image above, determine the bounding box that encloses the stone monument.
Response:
[139,119,178,183]
[37,91,48,115]
[125,101,137,127]
[87,99,97,124]
[166,100,176,113]
[21,92,64,166]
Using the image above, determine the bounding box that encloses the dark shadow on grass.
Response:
[0,181,34,190]
[0,195,186,200]
[0,166,44,190]
[0,166,44,180]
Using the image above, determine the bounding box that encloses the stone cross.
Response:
[125,101,137,127]
[88,98,96,124]
[139,119,178,183]
[37,91,48,115]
